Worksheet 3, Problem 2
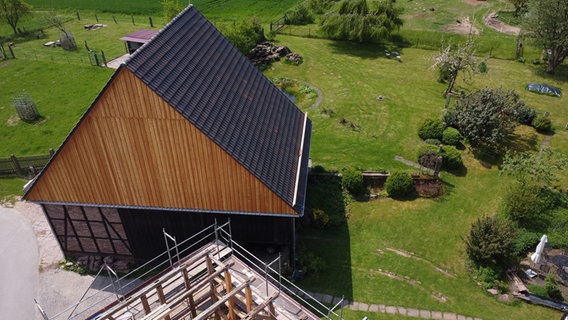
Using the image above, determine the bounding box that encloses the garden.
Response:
[1,0,568,319]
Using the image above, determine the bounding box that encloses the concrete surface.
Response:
[0,206,39,320]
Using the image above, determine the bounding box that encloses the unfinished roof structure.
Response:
[120,29,158,54]
[23,5,312,261]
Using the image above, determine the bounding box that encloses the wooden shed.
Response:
[120,29,158,54]
[23,6,312,262]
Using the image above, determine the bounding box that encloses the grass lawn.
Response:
[263,35,567,319]
[1,1,568,319]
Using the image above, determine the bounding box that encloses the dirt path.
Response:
[484,11,520,35]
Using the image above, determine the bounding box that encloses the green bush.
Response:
[441,127,463,146]
[297,243,325,275]
[545,273,563,301]
[341,167,365,197]
[513,231,540,256]
[285,2,314,25]
[473,266,497,290]
[440,145,463,170]
[501,183,542,226]
[424,138,441,146]
[514,105,537,125]
[312,208,331,228]
[418,118,445,140]
[532,115,552,132]
[385,170,414,199]
[478,61,488,73]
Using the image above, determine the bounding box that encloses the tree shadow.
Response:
[296,172,353,302]
[504,131,540,153]
[325,40,404,60]
[530,64,568,85]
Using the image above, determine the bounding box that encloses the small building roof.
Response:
[119,29,158,43]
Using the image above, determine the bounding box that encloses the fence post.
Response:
[10,154,21,172]
[149,17,154,28]
[0,43,6,59]
[101,50,107,67]
[131,15,135,25]
[8,45,15,59]
[49,148,55,157]
[76,11,80,21]
[113,16,117,24]
[95,14,99,23]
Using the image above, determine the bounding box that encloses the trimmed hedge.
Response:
[441,127,462,146]
[385,170,414,198]
[533,115,552,132]
[418,118,445,140]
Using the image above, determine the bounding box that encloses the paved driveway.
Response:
[0,206,39,320]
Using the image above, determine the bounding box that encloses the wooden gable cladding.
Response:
[26,68,297,215]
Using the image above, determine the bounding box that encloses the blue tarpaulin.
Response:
[526,83,562,97]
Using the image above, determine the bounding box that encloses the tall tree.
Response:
[319,0,403,43]
[510,0,529,16]
[0,0,32,35]
[524,0,568,74]
[431,37,477,96]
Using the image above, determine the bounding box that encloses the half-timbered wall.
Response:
[43,204,132,257]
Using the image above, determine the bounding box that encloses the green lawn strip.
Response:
[26,0,163,15]
[0,177,26,200]
[0,59,113,157]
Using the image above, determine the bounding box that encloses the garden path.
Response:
[301,290,484,320]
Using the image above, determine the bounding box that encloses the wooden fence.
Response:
[0,149,53,178]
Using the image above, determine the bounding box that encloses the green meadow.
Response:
[1,0,567,319]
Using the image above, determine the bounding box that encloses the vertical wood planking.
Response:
[26,68,296,215]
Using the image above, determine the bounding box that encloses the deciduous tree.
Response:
[464,216,518,274]
[0,0,32,35]
[446,88,524,152]
[524,0,568,73]
[431,37,477,96]
[319,0,403,43]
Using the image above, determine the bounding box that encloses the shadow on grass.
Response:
[530,64,568,85]
[325,40,404,60]
[296,173,353,302]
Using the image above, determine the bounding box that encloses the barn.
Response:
[23,5,312,263]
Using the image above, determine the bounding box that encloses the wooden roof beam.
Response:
[241,293,279,320]
[192,277,256,320]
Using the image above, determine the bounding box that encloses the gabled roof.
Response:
[119,29,158,43]
[24,5,311,215]
[124,6,311,213]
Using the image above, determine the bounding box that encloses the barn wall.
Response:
[42,204,294,262]
[118,208,294,261]
[26,68,296,215]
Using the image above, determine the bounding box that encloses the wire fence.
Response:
[0,150,53,178]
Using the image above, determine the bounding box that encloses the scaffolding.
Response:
[36,220,344,320]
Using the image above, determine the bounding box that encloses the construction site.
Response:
[35,221,345,320]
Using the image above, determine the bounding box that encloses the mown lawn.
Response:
[1,1,568,319]
[263,35,566,319]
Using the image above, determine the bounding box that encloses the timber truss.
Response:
[37,221,344,320]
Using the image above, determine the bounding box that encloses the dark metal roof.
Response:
[125,6,311,214]
[120,29,158,43]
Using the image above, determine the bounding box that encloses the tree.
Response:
[511,0,529,16]
[446,88,524,152]
[431,37,478,96]
[219,18,263,55]
[162,0,183,23]
[524,0,568,73]
[385,170,414,199]
[319,0,403,43]
[464,216,518,274]
[42,12,76,50]
[500,148,568,187]
[0,0,32,35]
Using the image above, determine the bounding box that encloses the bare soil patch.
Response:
[463,0,490,6]
[484,11,520,35]
[443,16,480,35]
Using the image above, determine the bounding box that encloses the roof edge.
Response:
[22,66,127,200]
[30,200,301,218]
